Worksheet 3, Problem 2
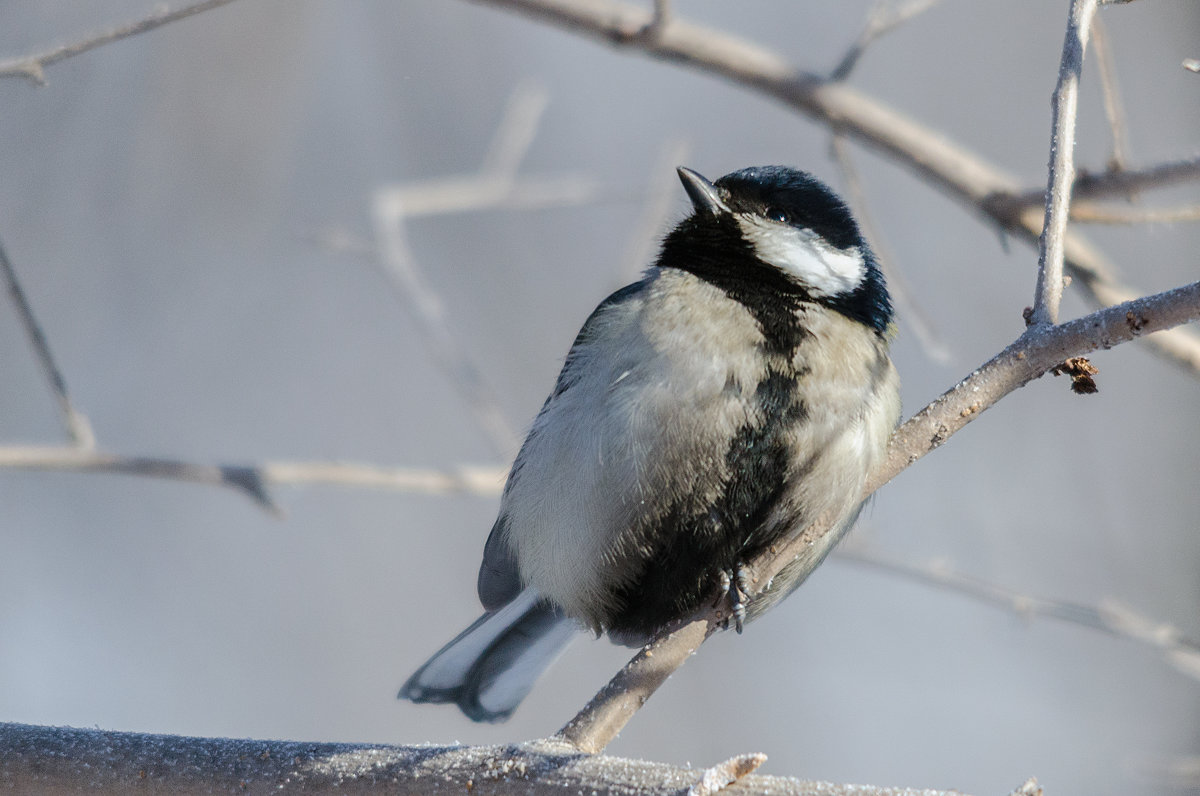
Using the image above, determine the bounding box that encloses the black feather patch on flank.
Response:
[604,366,806,639]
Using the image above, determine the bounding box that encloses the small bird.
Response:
[399,165,900,722]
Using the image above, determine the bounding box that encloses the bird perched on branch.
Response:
[400,165,900,722]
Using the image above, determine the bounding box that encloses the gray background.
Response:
[1,1,1198,794]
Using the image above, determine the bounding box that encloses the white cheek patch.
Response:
[736,215,866,297]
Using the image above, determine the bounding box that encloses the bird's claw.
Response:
[717,566,751,633]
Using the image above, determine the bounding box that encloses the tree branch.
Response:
[0,238,94,448]
[0,723,972,796]
[1030,0,1099,328]
[0,0,242,85]
[837,545,1200,682]
[830,0,944,81]
[1090,15,1130,171]
[556,278,1200,754]
[1068,202,1200,224]
[0,446,506,512]
[990,155,1200,209]
[465,0,1200,377]
[872,280,1200,489]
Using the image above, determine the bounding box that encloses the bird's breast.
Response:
[501,268,899,636]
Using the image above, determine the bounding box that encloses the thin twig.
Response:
[377,84,598,218]
[830,0,944,81]
[0,0,241,85]
[635,0,670,42]
[995,156,1200,209]
[370,206,521,457]
[0,446,507,511]
[479,81,550,181]
[1072,156,1200,199]
[1069,202,1200,224]
[1030,0,1101,328]
[370,174,599,217]
[0,446,278,512]
[836,546,1200,682]
[1090,16,1129,172]
[556,278,1200,753]
[0,238,95,448]
[369,85,597,458]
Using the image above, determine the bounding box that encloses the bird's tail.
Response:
[398,589,576,722]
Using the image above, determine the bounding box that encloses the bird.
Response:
[399,165,901,723]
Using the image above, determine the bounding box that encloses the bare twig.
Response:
[465,0,1200,377]
[375,83,598,218]
[371,205,520,457]
[360,176,600,218]
[556,279,1200,753]
[0,238,95,448]
[0,445,506,511]
[1030,0,1100,329]
[837,546,1200,682]
[0,0,241,85]
[255,460,505,496]
[369,85,603,457]
[830,134,951,363]
[1069,202,1200,224]
[996,156,1200,209]
[1072,156,1200,199]
[830,0,944,81]
[636,0,670,42]
[1090,16,1129,172]
[0,446,278,512]
[480,81,550,182]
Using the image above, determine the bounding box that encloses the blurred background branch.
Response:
[0,0,241,85]
[2,0,1198,792]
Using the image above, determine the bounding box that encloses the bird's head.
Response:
[667,165,892,335]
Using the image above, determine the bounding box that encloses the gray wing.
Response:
[475,278,652,612]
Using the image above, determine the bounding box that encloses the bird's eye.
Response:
[764,206,791,224]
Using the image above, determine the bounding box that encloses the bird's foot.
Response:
[717,565,753,634]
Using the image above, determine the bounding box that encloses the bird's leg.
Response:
[716,565,750,634]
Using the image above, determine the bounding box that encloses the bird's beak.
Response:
[677,167,728,215]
